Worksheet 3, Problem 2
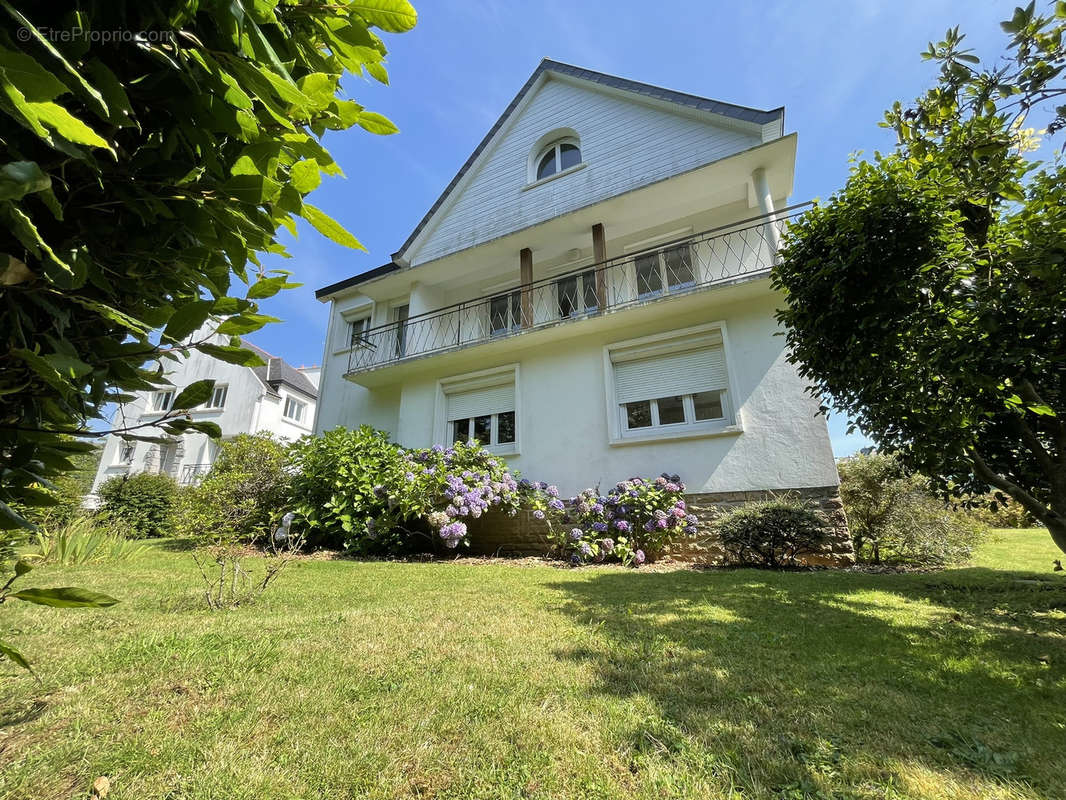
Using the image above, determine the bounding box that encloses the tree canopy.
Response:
[773,2,1066,553]
[0,1,416,530]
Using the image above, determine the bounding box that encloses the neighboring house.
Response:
[313,59,845,549]
[90,331,319,496]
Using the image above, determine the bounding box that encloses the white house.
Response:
[313,60,843,543]
[90,333,319,494]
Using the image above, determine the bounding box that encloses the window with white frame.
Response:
[348,315,370,348]
[283,396,307,423]
[608,328,732,440]
[117,441,136,464]
[204,384,228,409]
[441,371,517,452]
[556,269,599,318]
[533,137,581,182]
[634,244,696,299]
[150,389,174,412]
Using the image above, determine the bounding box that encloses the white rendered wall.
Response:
[409,77,764,266]
[386,292,838,497]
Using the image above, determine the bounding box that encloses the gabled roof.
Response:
[391,59,784,266]
[315,58,785,298]
[242,340,319,399]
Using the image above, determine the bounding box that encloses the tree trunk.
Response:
[1047,518,1066,556]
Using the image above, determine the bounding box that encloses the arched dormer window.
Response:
[530,134,581,183]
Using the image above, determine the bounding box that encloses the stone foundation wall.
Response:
[465,486,853,566]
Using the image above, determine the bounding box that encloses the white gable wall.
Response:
[409,77,764,266]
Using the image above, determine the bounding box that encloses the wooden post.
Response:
[520,247,533,327]
[592,223,607,311]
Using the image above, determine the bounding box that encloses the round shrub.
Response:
[534,473,699,566]
[287,426,404,550]
[98,472,178,538]
[175,433,291,546]
[715,497,831,568]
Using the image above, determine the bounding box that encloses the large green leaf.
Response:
[299,203,365,250]
[0,161,50,200]
[29,102,111,150]
[9,586,119,608]
[0,638,32,672]
[216,313,280,335]
[351,0,418,32]
[356,111,399,135]
[172,379,216,410]
[163,300,214,342]
[196,343,267,367]
[0,45,68,101]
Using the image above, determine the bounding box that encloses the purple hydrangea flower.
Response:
[546,485,559,497]
[592,522,608,533]
[533,509,545,520]
[634,549,646,565]
[548,498,565,511]
[580,542,593,556]
[656,518,668,530]
[614,520,630,532]
[569,528,583,541]
[601,538,615,553]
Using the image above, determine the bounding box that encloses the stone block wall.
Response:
[464,485,853,566]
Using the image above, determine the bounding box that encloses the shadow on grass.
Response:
[547,566,1066,797]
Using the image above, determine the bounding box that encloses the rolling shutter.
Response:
[613,342,728,404]
[446,381,515,420]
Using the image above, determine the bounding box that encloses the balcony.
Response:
[179,463,212,486]
[345,204,808,379]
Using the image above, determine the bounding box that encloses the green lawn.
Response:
[1,530,1063,800]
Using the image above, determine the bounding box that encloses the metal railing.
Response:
[179,463,212,486]
[346,203,808,376]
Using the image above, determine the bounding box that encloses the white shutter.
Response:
[613,345,728,404]
[446,382,515,420]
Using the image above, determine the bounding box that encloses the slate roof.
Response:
[242,340,318,399]
[315,58,785,299]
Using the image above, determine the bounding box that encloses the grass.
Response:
[1,529,1063,800]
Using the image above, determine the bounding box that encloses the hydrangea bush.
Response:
[530,474,700,565]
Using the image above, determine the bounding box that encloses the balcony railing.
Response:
[346,203,809,376]
[179,463,212,486]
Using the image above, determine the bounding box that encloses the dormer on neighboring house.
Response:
[88,330,319,498]
[311,60,839,525]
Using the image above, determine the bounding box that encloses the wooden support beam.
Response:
[520,247,533,327]
[592,223,607,311]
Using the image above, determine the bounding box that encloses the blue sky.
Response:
[247,0,1016,457]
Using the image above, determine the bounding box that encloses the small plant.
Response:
[715,496,832,568]
[534,474,699,566]
[191,512,306,610]
[29,517,149,566]
[98,472,178,538]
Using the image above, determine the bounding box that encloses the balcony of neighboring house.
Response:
[343,203,807,386]
[179,463,212,486]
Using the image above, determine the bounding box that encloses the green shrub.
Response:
[715,497,832,568]
[287,426,404,550]
[175,434,291,547]
[957,493,1035,529]
[17,442,102,530]
[98,472,177,538]
[839,452,990,566]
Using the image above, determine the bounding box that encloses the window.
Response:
[349,316,370,348]
[608,327,733,442]
[150,390,174,412]
[441,369,518,453]
[556,270,599,318]
[117,441,136,464]
[534,138,581,181]
[393,304,409,357]
[157,441,177,474]
[635,244,696,299]
[489,291,521,335]
[204,384,228,409]
[283,396,307,423]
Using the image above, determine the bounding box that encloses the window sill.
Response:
[608,424,742,447]
[521,162,586,192]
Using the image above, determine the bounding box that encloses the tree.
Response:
[772,3,1066,553]
[0,1,417,532]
